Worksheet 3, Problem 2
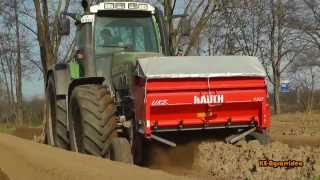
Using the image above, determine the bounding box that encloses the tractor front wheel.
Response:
[45,77,69,149]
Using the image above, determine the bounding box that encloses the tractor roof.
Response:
[90,2,155,14]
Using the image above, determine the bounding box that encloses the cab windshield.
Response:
[95,15,160,55]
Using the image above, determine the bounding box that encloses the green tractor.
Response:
[45,0,272,166]
[45,1,172,164]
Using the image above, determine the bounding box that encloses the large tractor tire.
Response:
[109,138,133,163]
[69,84,133,163]
[45,77,70,149]
[131,126,145,165]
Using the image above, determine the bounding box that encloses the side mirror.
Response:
[59,15,70,36]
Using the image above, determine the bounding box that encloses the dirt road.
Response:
[1,112,319,180]
[0,133,189,180]
[145,112,320,179]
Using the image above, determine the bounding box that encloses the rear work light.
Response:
[128,3,138,9]
[91,2,155,14]
[139,4,148,10]
[115,3,125,9]
[104,3,114,9]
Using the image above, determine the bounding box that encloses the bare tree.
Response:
[231,0,267,56]
[0,0,35,124]
[0,32,17,122]
[258,0,306,114]
[0,0,23,124]
[203,0,310,114]
[13,0,23,126]
[32,0,71,80]
[154,0,222,55]
[198,0,269,56]
[301,0,320,50]
[290,47,320,113]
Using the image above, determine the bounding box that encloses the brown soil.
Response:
[194,140,320,180]
[0,168,9,180]
[1,112,319,180]
[146,141,198,176]
[270,113,320,147]
[0,133,189,180]
[12,127,42,140]
[146,113,320,179]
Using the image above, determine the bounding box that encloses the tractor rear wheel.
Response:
[109,138,133,163]
[45,77,69,149]
[69,84,132,163]
[131,130,144,165]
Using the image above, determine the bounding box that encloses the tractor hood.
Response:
[112,52,162,67]
[96,51,162,84]
[136,56,266,79]
[109,51,162,89]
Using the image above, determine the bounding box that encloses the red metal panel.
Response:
[149,102,260,126]
[133,76,270,136]
[147,89,266,105]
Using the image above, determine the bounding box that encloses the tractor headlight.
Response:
[92,2,154,14]
[115,3,125,9]
[104,3,114,9]
[128,3,138,9]
[139,4,148,10]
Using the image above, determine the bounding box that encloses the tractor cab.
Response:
[62,2,169,81]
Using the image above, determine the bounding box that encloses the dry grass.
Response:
[272,111,320,122]
[0,123,16,134]
[272,111,320,134]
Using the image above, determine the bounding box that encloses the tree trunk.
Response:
[33,0,51,79]
[4,56,16,115]
[270,0,281,114]
[307,68,315,114]
[33,0,70,80]
[164,0,176,55]
[8,58,15,113]
[14,0,23,126]
[273,68,281,114]
[208,36,212,56]
[0,59,11,106]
